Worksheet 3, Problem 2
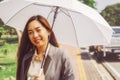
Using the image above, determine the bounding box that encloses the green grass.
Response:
[0,43,18,80]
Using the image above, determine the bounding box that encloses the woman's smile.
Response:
[28,20,50,47]
[34,39,41,44]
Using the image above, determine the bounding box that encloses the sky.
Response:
[94,0,120,12]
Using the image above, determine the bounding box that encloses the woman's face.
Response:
[27,20,50,47]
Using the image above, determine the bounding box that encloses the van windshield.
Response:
[112,28,120,33]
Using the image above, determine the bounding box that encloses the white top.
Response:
[27,44,50,80]
[27,51,42,80]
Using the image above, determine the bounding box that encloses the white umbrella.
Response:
[0,0,113,47]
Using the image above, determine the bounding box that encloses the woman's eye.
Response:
[36,29,41,32]
[28,31,33,35]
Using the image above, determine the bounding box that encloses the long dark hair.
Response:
[17,15,59,58]
[16,15,59,79]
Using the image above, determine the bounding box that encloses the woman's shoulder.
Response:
[49,44,69,59]
[50,44,67,54]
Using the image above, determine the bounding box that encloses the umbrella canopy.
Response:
[0,0,113,47]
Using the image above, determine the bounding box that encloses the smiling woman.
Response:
[27,20,50,49]
[16,15,75,80]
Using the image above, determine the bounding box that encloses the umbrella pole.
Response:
[51,6,59,29]
[41,6,59,68]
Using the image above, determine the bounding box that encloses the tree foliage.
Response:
[0,18,4,26]
[78,0,96,8]
[0,18,17,36]
[101,3,120,26]
[0,0,17,36]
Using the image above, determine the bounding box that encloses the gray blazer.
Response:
[20,44,75,80]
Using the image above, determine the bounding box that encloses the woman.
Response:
[16,15,74,80]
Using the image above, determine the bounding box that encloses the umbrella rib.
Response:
[46,7,57,20]
[60,8,110,45]
[5,3,35,25]
[5,2,54,25]
[60,8,80,47]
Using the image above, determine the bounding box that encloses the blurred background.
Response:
[0,0,120,80]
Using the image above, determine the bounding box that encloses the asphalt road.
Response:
[61,45,120,80]
[101,53,120,80]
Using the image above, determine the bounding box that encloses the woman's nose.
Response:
[33,32,39,38]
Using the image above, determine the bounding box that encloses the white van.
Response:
[104,27,120,53]
[89,27,120,58]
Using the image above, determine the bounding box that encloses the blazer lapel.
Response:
[43,44,55,74]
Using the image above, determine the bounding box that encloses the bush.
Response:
[0,40,5,46]
[6,38,18,43]
[0,32,2,38]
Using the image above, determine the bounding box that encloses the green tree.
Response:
[0,18,17,36]
[0,19,4,38]
[0,18,4,26]
[78,0,96,8]
[101,3,120,26]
